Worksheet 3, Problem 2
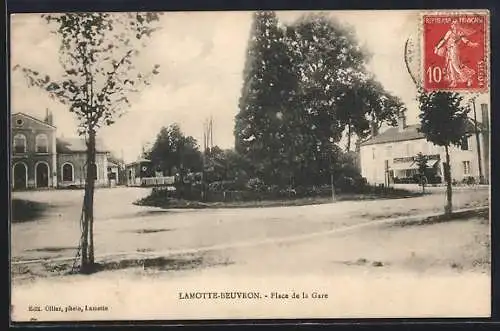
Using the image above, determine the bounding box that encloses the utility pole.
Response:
[201,121,206,201]
[471,98,484,184]
[209,116,214,150]
[329,149,335,201]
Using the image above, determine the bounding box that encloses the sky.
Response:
[10,10,490,163]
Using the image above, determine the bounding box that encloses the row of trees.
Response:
[234,12,406,187]
[142,121,362,193]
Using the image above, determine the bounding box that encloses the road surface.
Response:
[12,186,489,263]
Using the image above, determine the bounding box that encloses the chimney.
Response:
[370,122,378,137]
[397,110,407,132]
[45,108,53,126]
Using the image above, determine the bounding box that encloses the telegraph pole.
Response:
[201,121,207,201]
[471,98,484,184]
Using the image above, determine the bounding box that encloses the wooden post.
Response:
[330,172,335,201]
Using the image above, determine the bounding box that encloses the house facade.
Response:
[12,112,57,189]
[56,137,109,188]
[359,104,490,186]
[11,112,111,190]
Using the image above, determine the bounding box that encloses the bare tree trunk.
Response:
[444,145,452,216]
[88,131,96,264]
[82,129,96,272]
[81,192,89,268]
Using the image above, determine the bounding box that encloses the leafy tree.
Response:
[235,11,298,186]
[284,14,404,178]
[414,152,428,193]
[204,146,227,182]
[223,149,251,187]
[235,12,404,188]
[418,91,469,215]
[336,78,405,151]
[287,14,365,150]
[146,124,203,176]
[15,12,162,272]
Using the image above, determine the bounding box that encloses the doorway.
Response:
[36,162,49,188]
[13,162,27,190]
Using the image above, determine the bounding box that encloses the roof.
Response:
[361,124,424,146]
[56,137,109,153]
[125,158,151,166]
[12,112,56,129]
[360,120,481,147]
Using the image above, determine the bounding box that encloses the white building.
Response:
[359,104,490,186]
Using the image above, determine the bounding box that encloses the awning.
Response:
[391,161,418,171]
[426,159,439,167]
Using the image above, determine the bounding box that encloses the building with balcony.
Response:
[359,104,490,186]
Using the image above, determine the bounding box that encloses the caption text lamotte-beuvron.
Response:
[179,291,328,300]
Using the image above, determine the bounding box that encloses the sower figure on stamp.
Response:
[434,20,479,88]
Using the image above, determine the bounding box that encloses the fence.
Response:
[140,176,175,187]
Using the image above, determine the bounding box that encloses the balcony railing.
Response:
[393,154,440,163]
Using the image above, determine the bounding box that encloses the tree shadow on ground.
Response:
[26,246,76,253]
[12,254,234,279]
[11,199,51,223]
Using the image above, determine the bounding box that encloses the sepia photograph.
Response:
[9,9,491,321]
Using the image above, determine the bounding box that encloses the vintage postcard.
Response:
[10,9,491,322]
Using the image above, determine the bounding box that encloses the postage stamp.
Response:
[422,12,489,92]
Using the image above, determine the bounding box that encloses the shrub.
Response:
[462,176,476,185]
[247,178,266,192]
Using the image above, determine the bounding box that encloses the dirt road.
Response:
[11,186,489,263]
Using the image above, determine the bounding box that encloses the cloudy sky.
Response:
[10,10,489,163]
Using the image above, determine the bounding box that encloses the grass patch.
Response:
[389,207,489,228]
[132,228,173,234]
[135,188,423,210]
[340,258,387,268]
[11,199,50,223]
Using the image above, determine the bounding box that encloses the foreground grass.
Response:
[135,189,423,209]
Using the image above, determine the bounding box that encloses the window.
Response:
[15,119,24,126]
[62,163,74,182]
[463,161,471,175]
[35,134,49,153]
[13,134,26,154]
[461,137,470,151]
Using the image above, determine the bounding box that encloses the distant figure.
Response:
[434,19,479,87]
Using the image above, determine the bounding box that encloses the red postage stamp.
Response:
[422,12,489,92]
